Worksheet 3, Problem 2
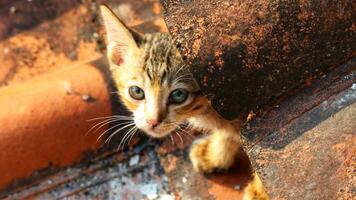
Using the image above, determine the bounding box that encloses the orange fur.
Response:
[243,173,269,200]
[188,108,241,172]
[100,5,269,199]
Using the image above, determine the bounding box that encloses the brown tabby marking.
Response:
[100,5,268,200]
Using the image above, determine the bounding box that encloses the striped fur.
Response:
[101,5,202,137]
[100,5,268,199]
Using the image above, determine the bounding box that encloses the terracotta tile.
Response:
[0,0,171,197]
[0,58,111,190]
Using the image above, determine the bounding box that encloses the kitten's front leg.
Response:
[188,112,269,200]
[188,109,241,173]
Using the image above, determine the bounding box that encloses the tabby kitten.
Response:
[100,5,268,200]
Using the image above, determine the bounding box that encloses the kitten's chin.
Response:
[141,128,174,138]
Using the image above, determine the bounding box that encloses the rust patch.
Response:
[162,0,356,119]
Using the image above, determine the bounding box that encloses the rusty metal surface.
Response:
[162,0,355,119]
[242,59,356,199]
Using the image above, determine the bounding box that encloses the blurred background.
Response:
[0,0,166,87]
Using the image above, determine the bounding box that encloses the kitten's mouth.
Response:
[140,124,177,138]
[141,123,187,139]
[143,127,174,138]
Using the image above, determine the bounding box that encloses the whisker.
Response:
[169,134,175,145]
[174,131,184,145]
[174,76,192,81]
[173,76,194,84]
[175,124,194,142]
[174,74,193,80]
[178,129,194,140]
[86,118,128,135]
[105,122,136,145]
[174,65,186,77]
[126,128,138,149]
[120,126,136,151]
[87,115,133,121]
[174,123,185,131]
[186,123,195,131]
[161,121,185,127]
[174,73,193,79]
[117,125,137,151]
[96,121,133,143]
[182,129,195,139]
[181,133,192,142]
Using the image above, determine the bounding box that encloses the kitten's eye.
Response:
[129,86,145,100]
[169,89,188,104]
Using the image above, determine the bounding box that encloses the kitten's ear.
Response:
[100,5,142,66]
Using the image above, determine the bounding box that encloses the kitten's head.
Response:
[100,5,207,138]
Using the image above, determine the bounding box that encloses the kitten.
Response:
[100,5,268,200]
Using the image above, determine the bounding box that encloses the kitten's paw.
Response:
[189,137,214,173]
[243,173,269,200]
[189,135,236,173]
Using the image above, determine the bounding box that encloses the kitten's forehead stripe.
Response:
[140,33,182,86]
[161,70,168,84]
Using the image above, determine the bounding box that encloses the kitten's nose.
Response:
[146,119,159,129]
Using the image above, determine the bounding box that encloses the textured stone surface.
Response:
[242,60,356,199]
[162,0,355,119]
[163,2,355,198]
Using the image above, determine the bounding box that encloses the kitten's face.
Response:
[101,6,207,138]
